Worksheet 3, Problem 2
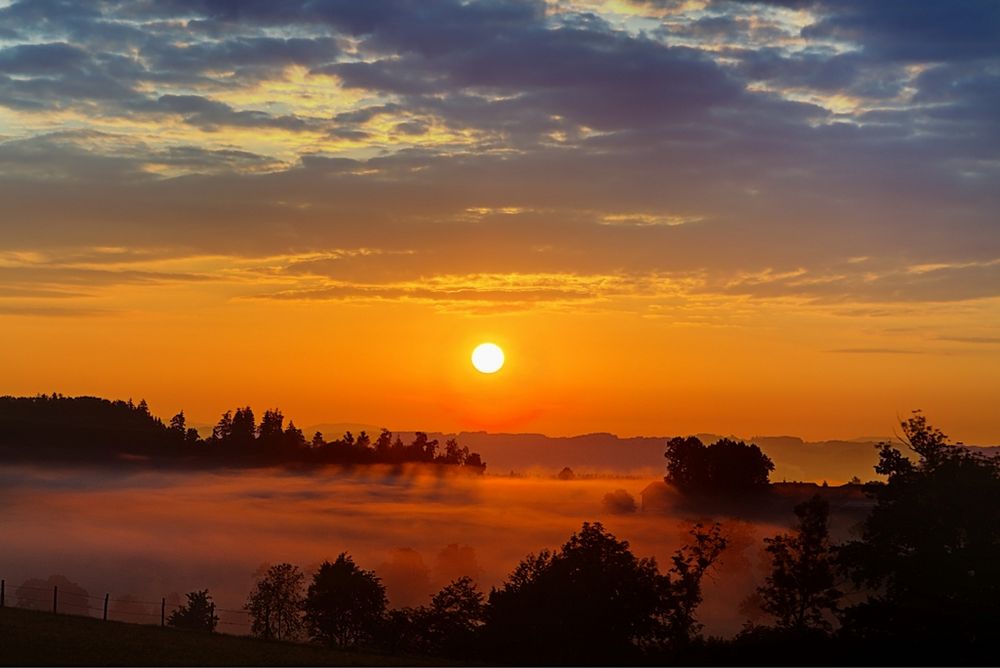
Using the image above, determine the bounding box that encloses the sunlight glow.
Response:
[471,343,505,374]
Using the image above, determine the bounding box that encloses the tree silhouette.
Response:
[391,434,406,462]
[168,589,219,632]
[664,436,774,495]
[838,412,1000,652]
[230,406,255,448]
[463,451,485,471]
[283,420,306,450]
[408,432,438,462]
[245,563,305,641]
[374,429,393,459]
[484,521,725,663]
[659,523,729,650]
[304,553,387,649]
[663,436,706,490]
[355,430,371,451]
[757,495,841,631]
[211,410,233,443]
[257,409,284,448]
[420,576,485,657]
[441,438,468,465]
[168,411,186,446]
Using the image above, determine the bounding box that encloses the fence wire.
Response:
[1,578,252,633]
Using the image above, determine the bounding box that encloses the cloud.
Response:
[0,248,214,317]
[716,259,1000,304]
[936,336,1000,345]
[0,131,282,181]
[0,0,995,317]
[827,348,922,355]
[800,0,1000,63]
[142,35,341,83]
[248,271,664,315]
[0,40,146,110]
[0,304,113,317]
[150,94,311,132]
[0,42,89,74]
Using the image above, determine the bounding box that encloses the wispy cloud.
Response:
[827,347,922,355]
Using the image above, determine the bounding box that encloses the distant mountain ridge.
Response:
[365,430,996,484]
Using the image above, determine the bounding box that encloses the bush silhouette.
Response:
[168,590,218,632]
[602,488,638,514]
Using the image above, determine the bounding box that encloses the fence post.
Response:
[161,598,165,627]
[53,585,58,614]
[1,579,4,607]
[103,594,109,621]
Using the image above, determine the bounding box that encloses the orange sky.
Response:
[1,0,998,443]
[3,281,998,442]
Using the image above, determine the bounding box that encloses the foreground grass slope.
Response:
[0,607,435,666]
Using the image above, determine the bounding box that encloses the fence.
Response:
[0,578,252,634]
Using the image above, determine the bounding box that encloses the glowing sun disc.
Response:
[472,343,505,374]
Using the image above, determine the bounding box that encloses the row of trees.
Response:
[0,395,485,471]
[194,406,485,468]
[0,395,177,460]
[171,522,727,664]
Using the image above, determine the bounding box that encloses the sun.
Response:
[471,342,505,374]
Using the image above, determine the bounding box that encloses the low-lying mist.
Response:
[0,464,850,636]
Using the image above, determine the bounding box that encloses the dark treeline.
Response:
[165,521,728,665]
[0,394,485,471]
[157,412,998,665]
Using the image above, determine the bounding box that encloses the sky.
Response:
[0,0,998,442]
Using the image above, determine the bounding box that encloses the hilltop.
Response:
[0,607,438,666]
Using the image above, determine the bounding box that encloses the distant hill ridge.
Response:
[381,430,996,484]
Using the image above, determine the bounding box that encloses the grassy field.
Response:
[0,607,437,666]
